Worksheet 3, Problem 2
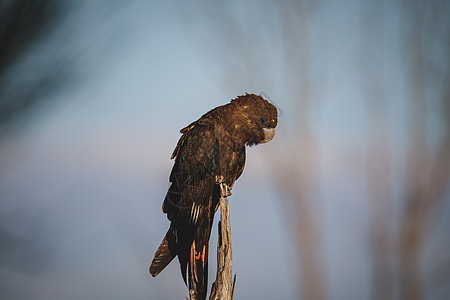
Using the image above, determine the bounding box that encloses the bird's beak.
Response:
[262,128,275,143]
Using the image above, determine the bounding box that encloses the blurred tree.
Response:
[273,1,326,299]
[360,1,450,299]
[0,0,69,279]
[398,1,450,299]
[0,0,67,134]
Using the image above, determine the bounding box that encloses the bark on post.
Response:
[209,175,235,300]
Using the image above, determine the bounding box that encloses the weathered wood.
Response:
[209,176,234,300]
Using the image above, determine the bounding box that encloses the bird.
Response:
[149,93,278,299]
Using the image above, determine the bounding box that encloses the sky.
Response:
[1,0,449,299]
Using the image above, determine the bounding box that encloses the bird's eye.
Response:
[260,117,266,124]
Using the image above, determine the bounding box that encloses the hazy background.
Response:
[1,0,449,299]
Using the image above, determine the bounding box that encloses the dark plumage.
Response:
[149,93,278,299]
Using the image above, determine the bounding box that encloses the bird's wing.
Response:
[161,122,220,289]
[164,122,220,215]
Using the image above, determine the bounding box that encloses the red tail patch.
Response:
[194,243,208,268]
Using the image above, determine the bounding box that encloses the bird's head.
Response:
[229,94,278,146]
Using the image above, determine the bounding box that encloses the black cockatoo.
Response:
[150,94,278,299]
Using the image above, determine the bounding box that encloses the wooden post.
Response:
[209,175,235,300]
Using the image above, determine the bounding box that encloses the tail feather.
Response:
[149,230,177,277]
[189,240,209,300]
